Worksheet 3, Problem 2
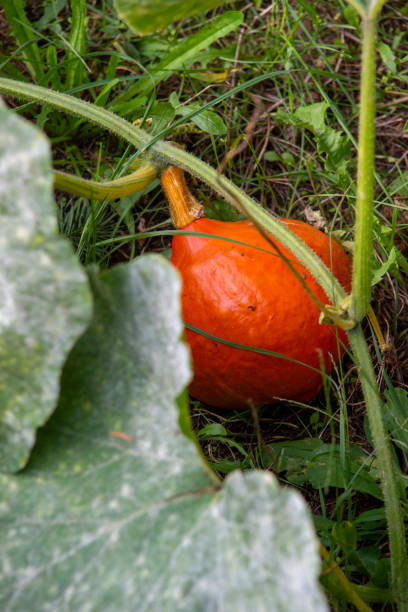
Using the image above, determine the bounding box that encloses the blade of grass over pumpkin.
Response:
[94,230,337,273]
[94,229,320,255]
[185,323,344,379]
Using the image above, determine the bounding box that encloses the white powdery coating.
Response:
[0,125,54,235]
[158,471,328,612]
[0,103,91,471]
[0,242,326,610]
[0,271,16,328]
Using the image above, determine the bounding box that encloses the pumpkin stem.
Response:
[161,166,204,229]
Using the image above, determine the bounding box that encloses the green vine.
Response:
[0,77,347,310]
[54,165,157,200]
[349,16,376,323]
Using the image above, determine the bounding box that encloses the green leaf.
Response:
[112,11,243,111]
[342,4,360,28]
[263,437,325,474]
[149,101,176,135]
[33,0,67,30]
[276,102,351,179]
[174,102,227,135]
[168,91,227,136]
[114,0,234,35]
[389,170,408,196]
[306,448,382,499]
[197,423,228,439]
[294,102,328,133]
[204,198,244,221]
[383,387,408,453]
[0,101,91,473]
[378,42,397,75]
[1,0,44,82]
[371,246,398,286]
[332,521,358,554]
[265,438,382,499]
[0,257,327,610]
[65,0,87,90]
[355,547,381,577]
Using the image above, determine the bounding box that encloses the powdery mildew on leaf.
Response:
[0,101,91,471]
[147,471,328,612]
[0,256,327,611]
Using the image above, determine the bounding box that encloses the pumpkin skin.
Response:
[171,217,352,410]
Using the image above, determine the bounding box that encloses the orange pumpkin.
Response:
[162,166,352,410]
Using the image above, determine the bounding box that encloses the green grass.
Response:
[2,0,408,606]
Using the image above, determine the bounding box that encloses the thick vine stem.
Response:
[350,16,376,322]
[0,77,151,150]
[54,164,157,200]
[368,0,388,20]
[347,325,408,608]
[346,3,408,606]
[0,77,347,310]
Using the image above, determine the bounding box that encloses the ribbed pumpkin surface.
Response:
[171,217,351,409]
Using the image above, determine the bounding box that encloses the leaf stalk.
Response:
[350,16,376,322]
[54,165,157,200]
[347,325,408,608]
